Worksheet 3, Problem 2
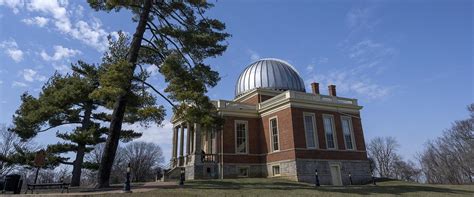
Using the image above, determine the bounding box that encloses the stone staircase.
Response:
[162,166,183,181]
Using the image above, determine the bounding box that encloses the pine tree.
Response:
[87,0,229,187]
[9,33,165,186]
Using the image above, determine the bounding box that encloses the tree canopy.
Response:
[8,32,165,186]
[86,0,229,187]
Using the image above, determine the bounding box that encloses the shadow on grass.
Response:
[318,185,473,196]
[179,179,317,191]
[177,179,473,196]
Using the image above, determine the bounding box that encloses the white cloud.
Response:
[22,16,49,27]
[0,0,111,51]
[26,0,68,21]
[0,39,24,62]
[53,64,71,74]
[309,39,395,100]
[74,4,84,18]
[146,64,160,77]
[70,20,109,51]
[306,39,394,100]
[306,57,329,72]
[346,7,380,31]
[247,49,260,62]
[0,0,24,14]
[0,80,3,85]
[6,48,24,62]
[19,68,47,82]
[12,81,28,87]
[346,39,396,72]
[306,69,391,100]
[26,0,110,51]
[318,57,329,64]
[40,45,80,61]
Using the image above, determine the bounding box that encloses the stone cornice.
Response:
[214,90,363,118]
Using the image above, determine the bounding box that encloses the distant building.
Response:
[166,58,371,185]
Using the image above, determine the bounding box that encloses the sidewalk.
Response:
[11,181,178,197]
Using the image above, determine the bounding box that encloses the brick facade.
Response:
[179,90,371,185]
[220,106,368,165]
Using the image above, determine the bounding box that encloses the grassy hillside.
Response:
[99,178,474,197]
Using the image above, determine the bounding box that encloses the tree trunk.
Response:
[71,101,94,186]
[96,0,153,188]
[71,143,86,186]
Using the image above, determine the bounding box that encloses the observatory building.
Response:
[166,58,371,185]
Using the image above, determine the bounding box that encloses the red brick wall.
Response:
[352,115,367,151]
[290,107,368,160]
[222,116,260,154]
[220,106,368,164]
[240,94,259,105]
[261,108,297,162]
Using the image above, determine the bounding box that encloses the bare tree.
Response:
[122,142,164,182]
[83,142,163,184]
[392,157,422,182]
[0,124,34,176]
[83,143,127,185]
[367,136,400,178]
[419,104,474,184]
[22,166,71,184]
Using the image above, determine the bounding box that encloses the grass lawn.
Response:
[93,178,474,197]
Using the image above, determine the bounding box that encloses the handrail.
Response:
[162,161,173,171]
[202,154,217,163]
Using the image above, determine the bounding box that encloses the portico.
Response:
[168,120,219,180]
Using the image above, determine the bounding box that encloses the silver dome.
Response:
[235,58,306,97]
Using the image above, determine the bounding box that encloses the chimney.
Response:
[311,82,320,94]
[328,85,337,96]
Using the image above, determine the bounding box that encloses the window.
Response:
[341,116,355,150]
[238,167,249,177]
[303,113,318,149]
[269,117,279,151]
[235,120,248,154]
[323,115,337,149]
[272,165,280,176]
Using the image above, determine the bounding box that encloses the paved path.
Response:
[11,181,178,197]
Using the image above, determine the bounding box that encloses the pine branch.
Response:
[147,16,195,68]
[59,161,74,165]
[133,76,176,110]
[38,122,82,133]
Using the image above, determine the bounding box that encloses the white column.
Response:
[172,126,178,159]
[179,123,185,166]
[186,122,191,156]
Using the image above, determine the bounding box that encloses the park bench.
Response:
[25,182,70,194]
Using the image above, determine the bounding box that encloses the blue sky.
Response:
[0,0,472,163]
